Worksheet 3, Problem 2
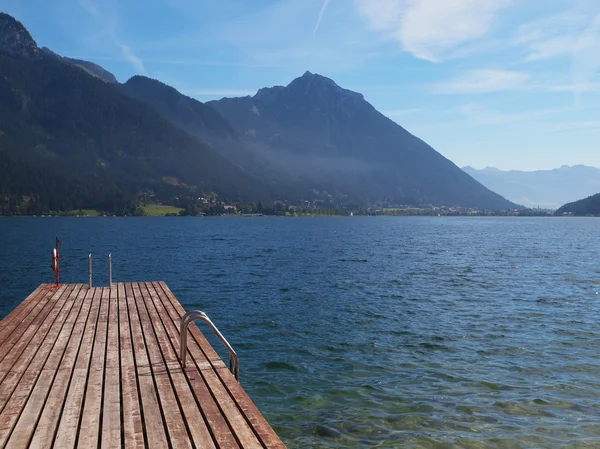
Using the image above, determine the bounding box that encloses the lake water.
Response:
[1,216,600,448]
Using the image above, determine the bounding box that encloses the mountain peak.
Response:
[126,75,166,87]
[283,71,364,104]
[0,13,40,58]
[289,71,338,89]
[124,75,189,102]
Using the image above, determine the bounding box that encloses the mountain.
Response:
[556,193,600,216]
[0,14,270,214]
[462,165,600,209]
[120,76,235,138]
[41,47,118,83]
[0,12,39,58]
[208,71,515,210]
[119,76,318,201]
[0,12,516,213]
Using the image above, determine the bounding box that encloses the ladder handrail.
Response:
[180,310,239,381]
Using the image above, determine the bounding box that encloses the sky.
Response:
[2,0,600,171]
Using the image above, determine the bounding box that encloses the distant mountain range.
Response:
[0,12,515,214]
[462,165,600,210]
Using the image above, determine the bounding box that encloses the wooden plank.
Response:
[0,287,60,378]
[124,283,169,449]
[1,284,87,448]
[28,286,96,449]
[0,281,285,449]
[76,287,109,449]
[0,285,47,344]
[215,372,287,449]
[53,288,102,449]
[153,282,272,449]
[144,282,241,449]
[131,282,193,449]
[0,284,45,326]
[0,285,78,415]
[117,283,145,449]
[139,282,219,449]
[156,281,286,449]
[101,285,122,449]
[155,282,224,367]
[0,287,63,368]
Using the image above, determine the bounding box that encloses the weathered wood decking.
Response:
[0,282,286,449]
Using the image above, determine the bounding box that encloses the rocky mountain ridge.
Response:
[0,12,40,58]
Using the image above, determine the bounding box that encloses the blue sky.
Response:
[3,0,600,171]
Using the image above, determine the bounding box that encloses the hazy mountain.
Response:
[208,71,515,210]
[119,76,325,201]
[0,13,270,214]
[120,76,235,139]
[556,193,600,216]
[462,165,600,209]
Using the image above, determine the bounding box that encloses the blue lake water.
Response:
[1,216,600,448]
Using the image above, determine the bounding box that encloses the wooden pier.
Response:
[0,282,286,449]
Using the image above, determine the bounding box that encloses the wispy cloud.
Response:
[552,120,600,131]
[76,56,278,68]
[143,59,277,68]
[78,0,145,74]
[431,69,531,94]
[119,44,144,73]
[220,0,382,72]
[514,13,596,61]
[382,107,421,116]
[430,68,600,95]
[181,88,257,98]
[513,11,600,103]
[313,0,332,35]
[459,102,573,125]
[79,0,100,17]
[551,82,600,93]
[355,0,513,62]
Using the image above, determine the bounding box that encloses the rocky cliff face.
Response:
[0,13,40,58]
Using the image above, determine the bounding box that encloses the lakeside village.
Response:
[10,193,556,217]
[167,201,552,217]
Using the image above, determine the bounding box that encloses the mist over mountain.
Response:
[0,12,516,214]
[119,75,310,201]
[207,72,514,210]
[462,165,600,209]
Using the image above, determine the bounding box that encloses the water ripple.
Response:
[1,216,600,448]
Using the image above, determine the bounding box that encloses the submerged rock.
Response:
[315,424,342,438]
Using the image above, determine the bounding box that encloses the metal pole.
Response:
[180,310,239,380]
[108,253,112,288]
[88,253,92,288]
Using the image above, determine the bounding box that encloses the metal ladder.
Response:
[87,253,112,288]
[179,311,239,381]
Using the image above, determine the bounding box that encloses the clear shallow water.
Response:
[1,216,600,448]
